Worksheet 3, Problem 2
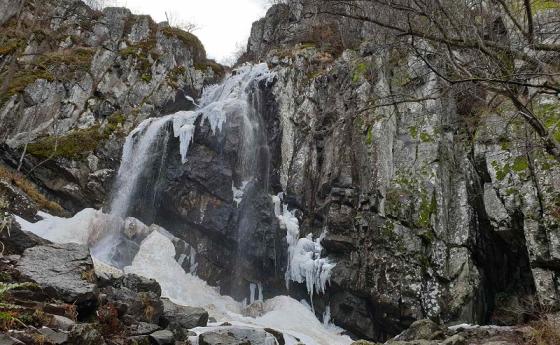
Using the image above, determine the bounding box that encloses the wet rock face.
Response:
[123,80,288,300]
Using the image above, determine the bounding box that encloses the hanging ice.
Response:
[272,194,336,300]
[232,180,250,207]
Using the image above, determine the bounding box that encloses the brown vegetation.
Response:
[0,165,64,215]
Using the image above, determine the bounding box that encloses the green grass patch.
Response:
[37,47,95,72]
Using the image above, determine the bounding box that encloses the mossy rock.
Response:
[417,191,437,228]
[160,26,206,62]
[0,69,54,106]
[37,47,95,72]
[194,59,225,79]
[27,125,110,160]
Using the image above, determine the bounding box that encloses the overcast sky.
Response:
[111,0,270,64]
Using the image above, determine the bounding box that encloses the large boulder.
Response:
[16,243,97,307]
[100,274,163,325]
[160,298,208,340]
[392,320,445,342]
[198,327,280,345]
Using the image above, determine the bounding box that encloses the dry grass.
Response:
[97,303,122,336]
[0,165,64,215]
[526,317,560,345]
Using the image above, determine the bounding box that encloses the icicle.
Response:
[258,282,264,302]
[189,248,198,275]
[250,283,257,304]
[271,193,336,301]
[323,306,331,327]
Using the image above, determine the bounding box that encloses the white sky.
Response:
[111,0,271,64]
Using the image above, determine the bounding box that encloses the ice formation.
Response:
[232,180,250,207]
[13,64,349,345]
[272,194,335,300]
[16,211,351,345]
[14,208,100,245]
[111,63,273,215]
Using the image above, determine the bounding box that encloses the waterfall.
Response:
[94,63,274,267]
[110,63,273,220]
[15,63,351,345]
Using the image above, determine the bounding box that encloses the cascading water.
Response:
[15,63,351,345]
[94,63,274,268]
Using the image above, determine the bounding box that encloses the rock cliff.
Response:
[1,0,559,343]
[0,0,222,212]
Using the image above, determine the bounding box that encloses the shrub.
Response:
[527,317,560,345]
[97,304,122,336]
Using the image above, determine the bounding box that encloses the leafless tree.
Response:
[165,11,200,32]
[298,0,560,161]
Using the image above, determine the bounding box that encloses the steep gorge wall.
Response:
[247,3,560,341]
[0,0,559,343]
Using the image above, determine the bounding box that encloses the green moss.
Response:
[141,73,152,83]
[27,126,107,160]
[505,188,518,196]
[1,69,54,104]
[38,47,95,72]
[536,103,560,143]
[298,42,316,49]
[119,38,159,75]
[491,160,511,181]
[103,112,126,137]
[365,126,373,145]
[417,192,436,228]
[161,27,205,60]
[352,62,368,83]
[512,156,529,172]
[499,137,511,150]
[531,0,560,12]
[409,126,418,139]
[167,66,186,85]
[419,131,433,143]
[194,60,225,78]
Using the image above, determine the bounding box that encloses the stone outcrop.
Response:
[17,243,97,307]
[0,0,223,212]
[1,242,213,345]
[160,298,208,340]
[198,327,280,345]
